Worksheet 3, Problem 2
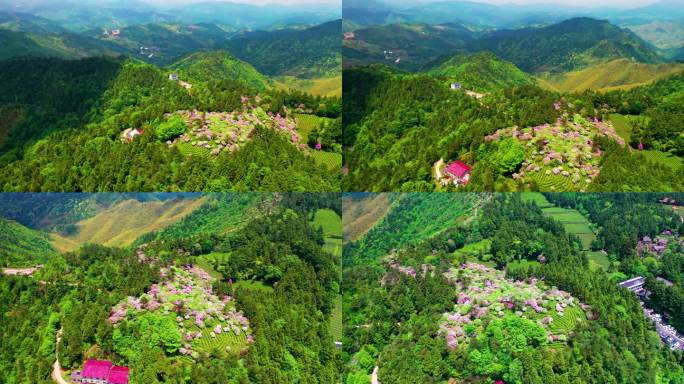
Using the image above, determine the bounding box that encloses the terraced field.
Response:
[587,251,611,271]
[177,142,211,158]
[193,328,248,356]
[548,305,587,335]
[522,193,596,250]
[313,209,342,257]
[294,113,334,144]
[312,151,342,170]
[528,172,574,192]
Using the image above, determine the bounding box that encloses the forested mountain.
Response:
[427,52,536,92]
[0,56,342,191]
[224,19,342,79]
[0,193,341,384]
[342,193,684,384]
[342,64,684,192]
[343,22,473,71]
[344,17,665,74]
[169,51,269,90]
[474,17,662,73]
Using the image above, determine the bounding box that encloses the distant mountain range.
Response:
[0,0,340,32]
[345,17,668,74]
[0,15,341,78]
[343,0,684,61]
[344,0,684,29]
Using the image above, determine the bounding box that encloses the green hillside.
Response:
[0,28,122,60]
[537,58,684,92]
[344,193,485,266]
[475,17,662,73]
[169,50,269,90]
[343,22,473,71]
[0,218,55,267]
[225,19,342,79]
[428,52,536,92]
[0,56,341,192]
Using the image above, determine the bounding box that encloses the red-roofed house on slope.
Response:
[444,160,471,186]
[71,360,129,384]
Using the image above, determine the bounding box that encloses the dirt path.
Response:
[51,328,68,384]
[433,158,444,181]
[2,267,39,276]
[371,366,379,384]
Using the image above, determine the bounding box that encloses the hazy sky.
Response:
[381,0,664,8]
[142,0,340,6]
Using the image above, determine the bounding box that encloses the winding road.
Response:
[371,366,379,384]
[51,328,68,384]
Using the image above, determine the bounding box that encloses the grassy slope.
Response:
[313,208,342,257]
[0,219,56,267]
[537,59,684,92]
[521,193,610,271]
[342,194,391,242]
[273,75,342,97]
[50,197,206,252]
[610,113,683,170]
[169,50,269,90]
[428,52,536,92]
[346,194,485,266]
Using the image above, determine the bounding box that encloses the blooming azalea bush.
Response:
[438,262,589,351]
[109,265,253,360]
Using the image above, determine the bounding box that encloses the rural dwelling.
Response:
[445,160,471,185]
[169,73,179,81]
[70,360,129,384]
[450,82,462,90]
[111,29,121,36]
[126,128,143,141]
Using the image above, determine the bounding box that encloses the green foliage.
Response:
[0,58,340,192]
[225,20,341,79]
[0,218,56,266]
[169,51,269,90]
[489,138,526,174]
[428,52,536,92]
[155,114,187,141]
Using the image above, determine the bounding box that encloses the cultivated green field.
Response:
[522,193,596,250]
[193,328,248,356]
[294,113,334,144]
[313,209,342,257]
[312,151,342,170]
[610,113,683,170]
[587,251,611,271]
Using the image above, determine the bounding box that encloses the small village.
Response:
[619,275,684,351]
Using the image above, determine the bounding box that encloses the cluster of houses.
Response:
[70,360,129,384]
[619,277,684,351]
[102,29,121,37]
[343,32,355,40]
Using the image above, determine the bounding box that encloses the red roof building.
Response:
[444,160,472,185]
[71,360,129,384]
